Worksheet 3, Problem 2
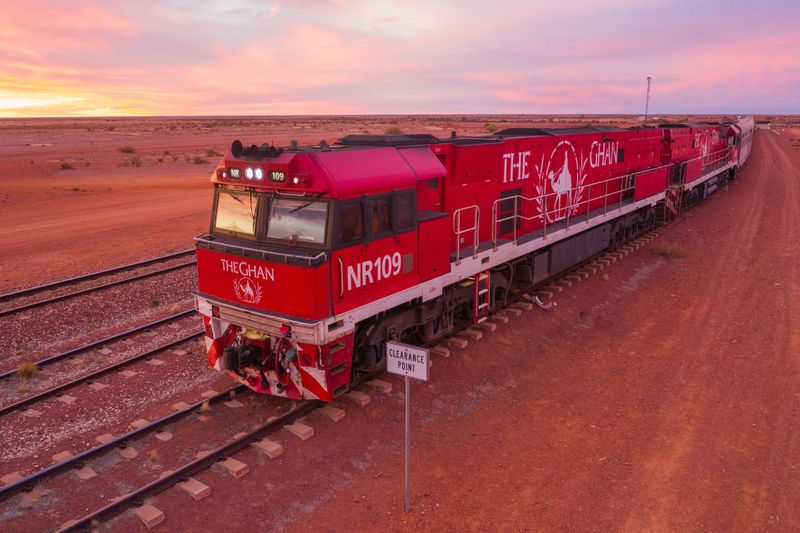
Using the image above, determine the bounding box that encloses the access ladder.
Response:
[473,271,490,324]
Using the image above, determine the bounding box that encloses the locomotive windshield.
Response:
[266,198,328,245]
[213,186,258,236]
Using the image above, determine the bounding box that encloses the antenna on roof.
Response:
[644,76,652,122]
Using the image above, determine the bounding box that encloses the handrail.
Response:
[488,146,733,249]
[194,236,327,266]
[452,205,480,264]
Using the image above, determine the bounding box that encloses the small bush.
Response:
[163,149,170,155]
[156,157,164,163]
[119,146,135,153]
[652,242,688,259]
[385,126,403,135]
[60,161,74,170]
[205,149,221,157]
[148,449,159,462]
[149,299,160,308]
[191,156,209,165]
[130,156,142,167]
[485,123,498,133]
[199,401,211,412]
[18,361,38,378]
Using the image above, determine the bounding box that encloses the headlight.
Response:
[245,167,254,180]
[255,168,263,180]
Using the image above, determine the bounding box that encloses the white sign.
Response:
[386,341,429,382]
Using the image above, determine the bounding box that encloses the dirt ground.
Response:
[1,117,799,532]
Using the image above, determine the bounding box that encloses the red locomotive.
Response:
[195,117,754,401]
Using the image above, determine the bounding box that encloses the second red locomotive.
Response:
[195,117,754,401]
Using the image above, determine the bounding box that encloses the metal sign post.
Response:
[386,340,429,513]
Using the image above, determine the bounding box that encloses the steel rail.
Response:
[58,399,322,532]
[0,249,195,304]
[0,261,196,319]
[0,309,196,380]
[0,384,247,503]
[0,331,202,418]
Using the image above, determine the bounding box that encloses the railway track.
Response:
[57,397,320,532]
[0,309,196,380]
[0,384,248,505]
[0,329,202,417]
[0,249,196,318]
[54,365,386,532]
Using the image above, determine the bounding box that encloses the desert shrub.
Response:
[130,156,142,167]
[156,157,164,163]
[60,161,74,170]
[17,361,38,378]
[149,299,160,308]
[191,156,209,165]
[385,126,403,135]
[485,123,498,133]
[652,242,688,259]
[205,149,221,157]
[119,146,135,153]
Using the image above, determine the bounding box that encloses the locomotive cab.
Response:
[195,139,448,401]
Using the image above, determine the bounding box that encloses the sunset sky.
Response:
[0,0,797,117]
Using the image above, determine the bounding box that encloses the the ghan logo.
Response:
[502,151,531,183]
[346,252,402,291]
[219,258,275,282]
[534,140,588,223]
[233,276,263,304]
[589,140,619,168]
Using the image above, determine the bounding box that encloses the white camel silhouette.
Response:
[239,280,254,300]
[547,150,572,219]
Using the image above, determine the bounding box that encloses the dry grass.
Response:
[485,122,498,133]
[120,156,142,167]
[199,400,211,412]
[118,145,136,153]
[385,126,403,135]
[652,242,688,259]
[17,361,38,378]
[148,449,159,462]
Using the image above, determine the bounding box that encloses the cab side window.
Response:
[371,197,392,237]
[338,200,363,245]
[393,191,416,231]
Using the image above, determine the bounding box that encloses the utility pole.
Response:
[644,76,652,122]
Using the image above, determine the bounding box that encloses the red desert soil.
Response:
[1,118,798,532]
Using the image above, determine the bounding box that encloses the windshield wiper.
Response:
[220,184,244,206]
[289,192,324,213]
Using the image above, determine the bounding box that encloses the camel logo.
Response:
[534,140,588,223]
[233,276,263,305]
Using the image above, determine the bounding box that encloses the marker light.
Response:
[216,168,227,179]
[255,168,263,180]
[289,175,312,187]
[245,167,254,180]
